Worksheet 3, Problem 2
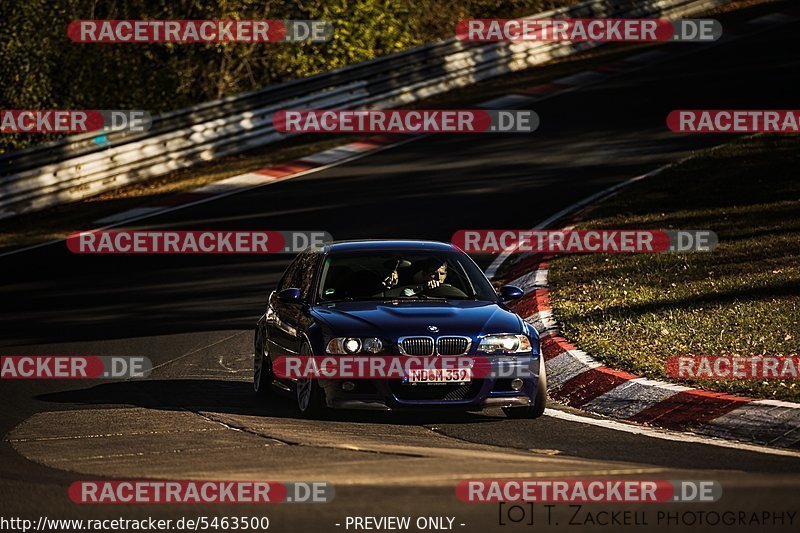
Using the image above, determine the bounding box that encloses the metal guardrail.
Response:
[0,0,730,220]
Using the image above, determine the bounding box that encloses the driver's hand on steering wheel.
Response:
[425,280,441,289]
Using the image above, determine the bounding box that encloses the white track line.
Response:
[544,408,800,458]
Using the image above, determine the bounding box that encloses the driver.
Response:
[399,259,448,296]
[421,260,448,290]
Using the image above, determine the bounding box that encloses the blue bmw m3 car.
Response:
[254,240,546,418]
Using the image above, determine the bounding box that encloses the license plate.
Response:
[405,368,472,384]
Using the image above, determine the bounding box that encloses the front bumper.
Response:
[320,374,540,411]
[327,394,533,411]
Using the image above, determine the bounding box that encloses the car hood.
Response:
[312,300,524,339]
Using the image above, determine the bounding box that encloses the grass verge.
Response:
[548,134,800,401]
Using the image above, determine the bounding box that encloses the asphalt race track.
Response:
[1,8,799,532]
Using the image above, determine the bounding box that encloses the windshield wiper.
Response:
[323,297,354,303]
[362,294,440,301]
[326,295,451,303]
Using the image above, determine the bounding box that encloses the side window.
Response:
[295,250,319,300]
[278,251,318,300]
[278,258,302,292]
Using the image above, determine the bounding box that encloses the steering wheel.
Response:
[422,283,468,299]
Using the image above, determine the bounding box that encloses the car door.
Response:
[267,256,303,356]
[269,250,319,356]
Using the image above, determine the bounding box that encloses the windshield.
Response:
[317,250,498,303]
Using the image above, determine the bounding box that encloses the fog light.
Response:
[341,381,356,392]
[511,378,524,391]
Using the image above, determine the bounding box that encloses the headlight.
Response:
[362,337,383,354]
[326,337,383,354]
[478,334,532,354]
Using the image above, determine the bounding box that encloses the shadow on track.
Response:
[35,378,503,426]
[33,379,800,474]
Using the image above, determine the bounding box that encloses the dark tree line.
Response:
[0,0,572,153]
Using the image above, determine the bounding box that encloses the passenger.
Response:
[382,258,411,289]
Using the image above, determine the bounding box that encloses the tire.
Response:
[253,326,274,398]
[503,356,547,419]
[296,342,328,418]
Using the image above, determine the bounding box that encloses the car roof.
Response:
[320,239,459,254]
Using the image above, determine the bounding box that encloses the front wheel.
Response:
[296,342,328,418]
[503,357,547,419]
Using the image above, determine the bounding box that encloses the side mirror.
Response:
[277,287,303,303]
[498,285,524,302]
